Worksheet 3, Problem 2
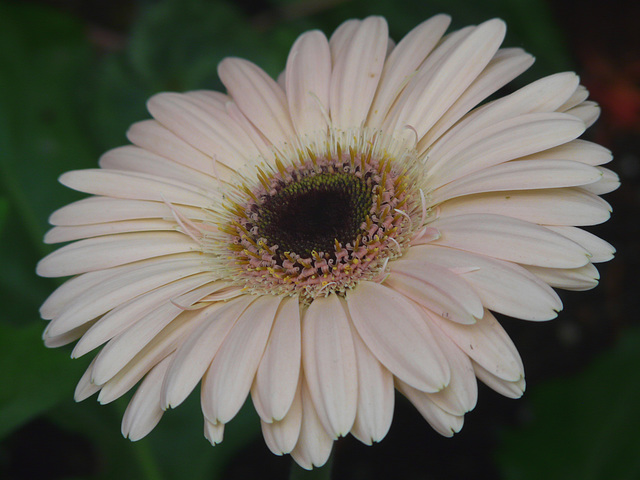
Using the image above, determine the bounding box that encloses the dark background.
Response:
[0,0,638,479]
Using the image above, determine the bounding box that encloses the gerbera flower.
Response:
[37,15,618,469]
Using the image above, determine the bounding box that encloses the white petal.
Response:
[427,113,586,186]
[396,378,464,437]
[329,16,388,129]
[426,72,580,162]
[417,47,534,151]
[161,296,254,409]
[37,231,199,278]
[386,19,506,139]
[302,295,357,438]
[252,296,301,422]
[437,188,612,227]
[44,219,177,244]
[386,260,484,324]
[346,281,450,392]
[260,379,303,455]
[349,324,394,445]
[565,101,600,128]
[473,361,525,398]
[431,159,602,203]
[366,15,451,127]
[407,245,562,320]
[58,169,215,207]
[121,355,172,441]
[285,30,331,136]
[581,167,620,195]
[127,120,223,177]
[70,271,218,357]
[91,278,221,385]
[518,139,612,166]
[545,226,615,263]
[290,381,334,470]
[74,357,100,401]
[431,213,590,268]
[218,58,295,147]
[201,295,281,424]
[50,256,206,338]
[427,331,477,415]
[427,309,524,382]
[204,420,225,446]
[147,92,259,169]
[524,263,600,291]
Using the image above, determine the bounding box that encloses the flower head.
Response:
[37,15,617,469]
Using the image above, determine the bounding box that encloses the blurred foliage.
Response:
[497,326,640,480]
[0,0,633,479]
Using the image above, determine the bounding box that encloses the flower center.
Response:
[210,129,427,301]
[255,172,371,259]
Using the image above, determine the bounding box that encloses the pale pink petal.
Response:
[70,270,217,357]
[48,197,201,226]
[161,296,254,409]
[581,167,620,195]
[427,309,524,382]
[44,219,177,244]
[91,279,221,385]
[204,420,225,445]
[201,295,281,423]
[285,30,331,136]
[523,263,600,291]
[417,47,534,151]
[48,256,206,338]
[328,19,360,63]
[290,381,334,470]
[425,72,581,163]
[58,169,215,207]
[97,308,206,404]
[385,260,484,324]
[431,213,590,268]
[385,19,506,140]
[396,378,464,437]
[98,145,219,191]
[366,14,451,128]
[558,84,589,111]
[427,330,477,415]
[329,16,388,129]
[218,58,295,147]
[431,159,602,204]
[545,226,615,263]
[517,139,612,166]
[436,188,612,227]
[121,354,172,441]
[147,92,260,169]
[127,120,222,176]
[261,379,303,455]
[37,231,199,278]
[346,281,450,392]
[74,357,100,401]
[426,113,585,187]
[349,323,394,445]
[565,100,600,128]
[406,245,562,320]
[473,361,525,399]
[252,296,301,422]
[302,294,357,438]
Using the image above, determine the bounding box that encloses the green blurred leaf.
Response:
[0,322,88,439]
[497,326,640,480]
[0,2,96,249]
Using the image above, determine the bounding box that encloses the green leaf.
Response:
[0,2,96,250]
[0,322,89,439]
[497,326,640,480]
